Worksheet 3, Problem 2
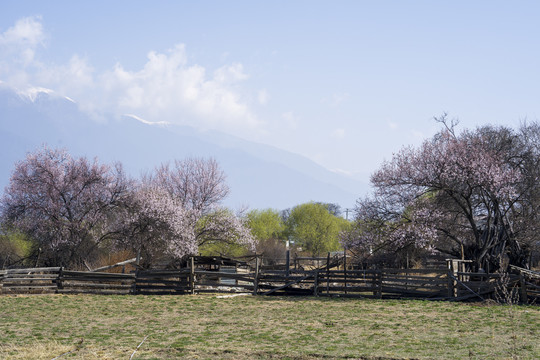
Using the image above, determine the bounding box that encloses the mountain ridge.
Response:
[0,84,367,211]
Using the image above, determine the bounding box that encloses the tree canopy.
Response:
[0,147,254,268]
[287,202,349,256]
[343,118,540,271]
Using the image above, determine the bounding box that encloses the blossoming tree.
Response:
[343,118,540,271]
[0,147,131,267]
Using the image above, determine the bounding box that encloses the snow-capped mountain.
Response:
[0,83,367,210]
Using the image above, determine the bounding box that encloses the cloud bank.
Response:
[0,17,261,134]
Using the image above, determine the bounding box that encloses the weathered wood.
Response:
[253,256,260,295]
[190,256,195,295]
[383,278,448,286]
[57,289,130,295]
[448,273,485,301]
[382,285,447,295]
[285,250,290,278]
[376,271,382,298]
[61,270,135,279]
[343,252,347,294]
[313,271,319,296]
[325,286,378,292]
[520,272,528,304]
[91,258,139,272]
[2,277,58,282]
[260,274,313,296]
[382,268,447,275]
[62,282,133,289]
[3,273,59,278]
[60,277,134,284]
[3,284,56,290]
[326,252,330,295]
[4,267,61,274]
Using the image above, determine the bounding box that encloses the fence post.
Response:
[326,252,330,295]
[285,250,290,278]
[190,256,195,295]
[376,270,383,299]
[253,255,260,295]
[447,261,456,298]
[57,267,63,294]
[343,251,347,295]
[519,272,528,304]
[313,270,319,296]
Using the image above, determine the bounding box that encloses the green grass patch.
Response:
[0,294,538,359]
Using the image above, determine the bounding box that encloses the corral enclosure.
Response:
[1,254,539,303]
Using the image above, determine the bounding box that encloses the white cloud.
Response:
[0,18,261,136]
[103,46,259,129]
[0,16,46,84]
[0,16,44,47]
[388,121,399,130]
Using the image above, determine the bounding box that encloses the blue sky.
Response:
[2,1,540,185]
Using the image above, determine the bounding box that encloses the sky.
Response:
[2,1,540,185]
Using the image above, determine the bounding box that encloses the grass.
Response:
[0,294,539,359]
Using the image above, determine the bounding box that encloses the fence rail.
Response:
[1,258,539,304]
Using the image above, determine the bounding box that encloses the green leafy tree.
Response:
[246,209,285,243]
[287,202,349,256]
[246,208,287,261]
[0,228,33,268]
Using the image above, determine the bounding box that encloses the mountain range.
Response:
[0,83,368,211]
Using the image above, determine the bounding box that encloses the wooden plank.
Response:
[137,269,190,276]
[382,278,448,286]
[193,271,254,282]
[318,274,379,280]
[2,285,57,290]
[380,274,448,281]
[3,273,59,279]
[57,289,131,295]
[316,278,379,285]
[135,279,188,286]
[260,274,313,296]
[135,285,189,291]
[324,286,378,292]
[91,258,138,272]
[325,269,381,275]
[5,267,61,274]
[60,277,134,284]
[62,282,133,289]
[318,292,379,299]
[382,268,447,275]
[2,278,57,282]
[61,270,135,278]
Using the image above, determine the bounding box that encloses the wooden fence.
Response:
[1,258,539,304]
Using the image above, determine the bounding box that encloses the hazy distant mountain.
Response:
[0,83,368,211]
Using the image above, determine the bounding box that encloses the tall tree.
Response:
[0,147,131,267]
[287,202,347,256]
[151,157,229,214]
[246,208,286,243]
[343,118,540,271]
[144,157,255,257]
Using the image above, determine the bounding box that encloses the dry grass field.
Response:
[0,294,539,359]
